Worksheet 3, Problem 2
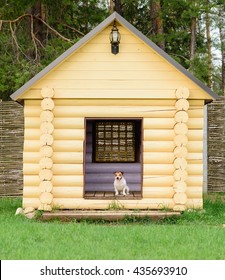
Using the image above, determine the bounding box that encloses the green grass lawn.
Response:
[0,195,225,260]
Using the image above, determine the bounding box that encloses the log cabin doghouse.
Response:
[11,12,218,212]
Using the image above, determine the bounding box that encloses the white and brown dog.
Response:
[114,171,130,196]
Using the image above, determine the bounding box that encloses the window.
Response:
[94,120,137,162]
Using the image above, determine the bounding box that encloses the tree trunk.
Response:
[190,16,196,61]
[150,0,165,50]
[205,0,212,88]
[31,0,46,44]
[109,0,114,14]
[111,0,123,15]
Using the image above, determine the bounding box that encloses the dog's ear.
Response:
[113,171,117,175]
[121,171,124,175]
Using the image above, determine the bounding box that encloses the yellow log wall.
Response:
[23,97,204,210]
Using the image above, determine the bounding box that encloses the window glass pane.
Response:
[95,121,136,162]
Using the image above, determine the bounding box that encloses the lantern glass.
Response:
[109,21,121,54]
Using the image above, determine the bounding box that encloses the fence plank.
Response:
[0,101,24,197]
[207,97,225,192]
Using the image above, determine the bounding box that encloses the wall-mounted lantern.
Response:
[109,20,121,55]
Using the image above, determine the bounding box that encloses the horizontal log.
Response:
[174,111,189,123]
[24,175,40,186]
[144,153,174,164]
[24,105,204,120]
[52,187,83,198]
[187,130,203,141]
[39,169,53,181]
[22,198,39,209]
[51,198,175,210]
[144,130,175,141]
[143,141,175,152]
[24,140,83,152]
[40,122,54,134]
[186,176,203,186]
[40,146,53,157]
[143,175,174,187]
[186,187,202,199]
[186,164,203,175]
[23,152,40,163]
[173,192,187,204]
[39,157,53,170]
[40,134,54,146]
[174,123,188,135]
[53,129,84,140]
[186,153,203,161]
[39,181,53,193]
[143,118,175,129]
[24,129,41,139]
[22,197,202,210]
[24,129,85,140]
[143,164,174,175]
[143,187,175,198]
[23,175,83,187]
[173,169,188,181]
[175,99,189,111]
[41,98,55,110]
[144,129,203,141]
[25,99,204,107]
[40,110,54,122]
[40,192,53,204]
[52,175,83,186]
[173,158,187,170]
[23,187,40,198]
[174,134,188,146]
[173,181,187,192]
[187,118,204,129]
[173,146,188,158]
[52,164,83,175]
[52,152,83,164]
[23,152,84,164]
[186,141,203,153]
[51,106,177,118]
[25,117,84,129]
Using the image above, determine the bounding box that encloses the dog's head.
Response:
[114,171,124,181]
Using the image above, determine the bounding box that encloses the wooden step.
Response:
[41,210,181,222]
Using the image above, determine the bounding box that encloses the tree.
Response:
[150,0,165,50]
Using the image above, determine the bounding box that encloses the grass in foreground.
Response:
[0,194,225,260]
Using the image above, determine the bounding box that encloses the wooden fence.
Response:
[207,97,225,192]
[0,98,225,197]
[0,101,24,197]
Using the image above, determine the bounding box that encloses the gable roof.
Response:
[10,12,218,101]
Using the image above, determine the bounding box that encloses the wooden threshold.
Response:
[42,210,181,222]
[84,191,142,200]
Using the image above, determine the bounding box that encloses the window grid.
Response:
[95,121,136,162]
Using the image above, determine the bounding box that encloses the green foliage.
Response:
[0,0,223,100]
